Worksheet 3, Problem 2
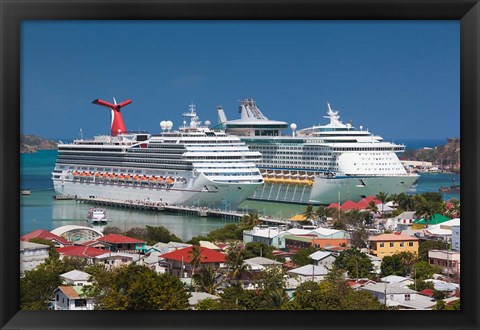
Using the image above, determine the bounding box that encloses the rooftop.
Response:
[96,234,146,244]
[368,233,419,242]
[159,246,226,264]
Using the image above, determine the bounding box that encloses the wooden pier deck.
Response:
[70,196,292,226]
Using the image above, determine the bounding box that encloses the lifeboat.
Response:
[95,172,101,177]
[166,177,174,185]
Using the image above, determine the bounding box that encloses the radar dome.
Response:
[205,120,211,127]
[290,123,297,131]
[160,121,167,130]
[166,121,173,130]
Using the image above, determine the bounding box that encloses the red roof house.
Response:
[95,234,146,253]
[159,246,226,278]
[56,246,111,259]
[21,229,71,247]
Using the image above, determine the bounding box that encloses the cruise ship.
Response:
[52,99,264,209]
[218,99,419,205]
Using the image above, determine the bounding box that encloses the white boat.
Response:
[219,99,419,205]
[52,98,263,210]
[87,208,108,224]
[21,190,31,196]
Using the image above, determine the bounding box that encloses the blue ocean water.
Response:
[19,148,460,238]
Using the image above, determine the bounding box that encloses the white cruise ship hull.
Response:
[53,172,260,210]
[249,174,418,205]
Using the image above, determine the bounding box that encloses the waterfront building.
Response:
[50,225,103,244]
[20,229,72,248]
[20,241,50,273]
[95,234,146,253]
[368,234,419,259]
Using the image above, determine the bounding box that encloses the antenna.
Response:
[92,98,133,136]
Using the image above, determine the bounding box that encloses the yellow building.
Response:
[368,234,419,259]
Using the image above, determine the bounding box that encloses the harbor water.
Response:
[20,149,460,241]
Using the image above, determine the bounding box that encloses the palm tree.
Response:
[225,245,251,283]
[189,245,204,277]
[240,212,260,229]
[375,191,389,219]
[302,204,316,223]
[415,202,436,228]
[192,266,220,294]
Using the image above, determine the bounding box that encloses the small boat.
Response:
[87,208,108,224]
[21,190,31,196]
[439,178,460,193]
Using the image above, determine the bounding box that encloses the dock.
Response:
[72,196,292,226]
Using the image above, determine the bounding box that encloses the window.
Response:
[56,294,59,301]
[379,243,384,248]
[75,299,87,307]
[408,242,414,247]
[400,242,404,247]
[405,294,411,301]
[390,242,394,247]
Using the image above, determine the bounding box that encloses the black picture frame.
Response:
[1,1,478,329]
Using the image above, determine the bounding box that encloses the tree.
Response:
[380,254,406,276]
[257,266,289,310]
[291,246,318,267]
[350,226,369,249]
[242,242,274,260]
[365,201,378,215]
[86,264,189,310]
[194,298,223,310]
[239,212,260,229]
[412,260,442,280]
[225,244,250,283]
[102,226,123,235]
[375,191,389,219]
[145,225,182,244]
[302,205,316,223]
[333,248,374,279]
[398,251,418,276]
[283,277,384,310]
[189,245,204,277]
[124,227,148,241]
[20,267,62,310]
[418,240,448,262]
[192,266,220,294]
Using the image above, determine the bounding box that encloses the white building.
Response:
[54,286,94,310]
[20,241,50,273]
[361,282,436,310]
[287,264,329,282]
[95,252,143,268]
[59,270,91,286]
[309,251,336,268]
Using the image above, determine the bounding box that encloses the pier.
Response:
[70,196,292,226]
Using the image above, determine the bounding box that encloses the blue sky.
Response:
[21,21,459,141]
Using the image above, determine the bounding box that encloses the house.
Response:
[244,256,283,269]
[380,275,415,288]
[199,241,222,251]
[383,211,416,231]
[308,251,336,268]
[95,252,143,268]
[287,264,329,282]
[21,229,72,247]
[20,241,50,273]
[151,241,192,254]
[95,234,146,253]
[368,233,419,259]
[56,246,111,264]
[59,270,91,286]
[428,249,460,278]
[360,282,437,310]
[411,214,451,230]
[159,246,226,278]
[188,292,219,309]
[366,253,382,274]
[54,286,94,310]
[243,226,285,247]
